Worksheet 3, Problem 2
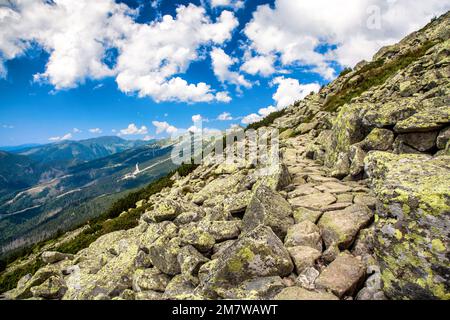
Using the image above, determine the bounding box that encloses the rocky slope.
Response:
[1,12,449,300]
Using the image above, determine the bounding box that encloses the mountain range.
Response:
[0,136,177,256]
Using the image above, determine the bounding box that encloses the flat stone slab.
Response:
[315,182,353,194]
[289,192,337,210]
[315,253,366,298]
[274,287,338,300]
[318,204,373,249]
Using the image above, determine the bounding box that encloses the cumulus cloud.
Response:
[49,132,72,142]
[0,1,239,103]
[119,123,148,135]
[152,121,178,135]
[89,128,102,134]
[209,0,245,10]
[192,114,203,123]
[271,77,320,108]
[241,76,320,125]
[240,53,275,77]
[114,5,239,103]
[217,112,233,121]
[244,0,450,78]
[210,47,251,89]
[241,113,262,125]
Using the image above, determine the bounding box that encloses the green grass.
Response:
[324,40,437,112]
[0,162,198,294]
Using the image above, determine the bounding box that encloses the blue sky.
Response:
[1,0,448,146]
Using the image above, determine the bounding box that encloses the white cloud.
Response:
[0,2,239,103]
[215,91,232,103]
[143,135,154,141]
[119,123,148,135]
[240,53,275,77]
[271,77,320,108]
[192,114,203,123]
[244,0,450,78]
[49,132,72,141]
[210,47,251,89]
[241,113,262,125]
[73,128,81,133]
[89,128,102,134]
[217,112,233,121]
[2,124,14,129]
[209,0,245,10]
[114,5,239,103]
[152,121,178,135]
[241,76,320,125]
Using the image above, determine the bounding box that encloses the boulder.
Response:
[396,131,438,152]
[274,287,338,300]
[360,128,395,151]
[295,267,320,290]
[132,268,171,292]
[163,275,198,299]
[284,221,322,251]
[315,253,366,298]
[179,225,216,253]
[201,226,293,297]
[199,220,241,242]
[148,236,181,275]
[287,246,321,274]
[223,190,252,214]
[293,207,323,224]
[242,185,294,240]
[30,276,67,299]
[289,192,336,210]
[365,152,450,300]
[41,251,74,264]
[436,126,450,149]
[318,204,373,249]
[220,276,286,300]
[177,245,209,285]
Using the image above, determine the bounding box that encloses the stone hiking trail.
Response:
[1,11,449,300]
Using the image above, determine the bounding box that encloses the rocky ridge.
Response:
[2,12,449,300]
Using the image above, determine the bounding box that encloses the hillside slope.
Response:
[1,12,449,300]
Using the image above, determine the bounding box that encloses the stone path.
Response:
[273,134,385,300]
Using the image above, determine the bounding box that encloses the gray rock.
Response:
[318,204,373,249]
[284,221,322,251]
[316,253,366,298]
[132,268,171,292]
[242,185,294,240]
[41,251,74,264]
[201,226,294,297]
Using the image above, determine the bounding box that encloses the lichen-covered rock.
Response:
[30,276,67,299]
[177,245,209,285]
[41,251,74,264]
[199,220,241,242]
[223,190,252,214]
[201,226,293,297]
[287,246,321,274]
[148,199,182,222]
[318,204,374,249]
[437,126,450,149]
[163,275,198,299]
[360,128,394,151]
[293,207,323,224]
[365,152,450,300]
[274,287,338,300]
[179,225,216,253]
[242,185,294,240]
[256,163,291,191]
[192,173,244,205]
[148,236,181,276]
[132,268,171,292]
[220,276,286,300]
[284,221,322,251]
[315,253,366,298]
